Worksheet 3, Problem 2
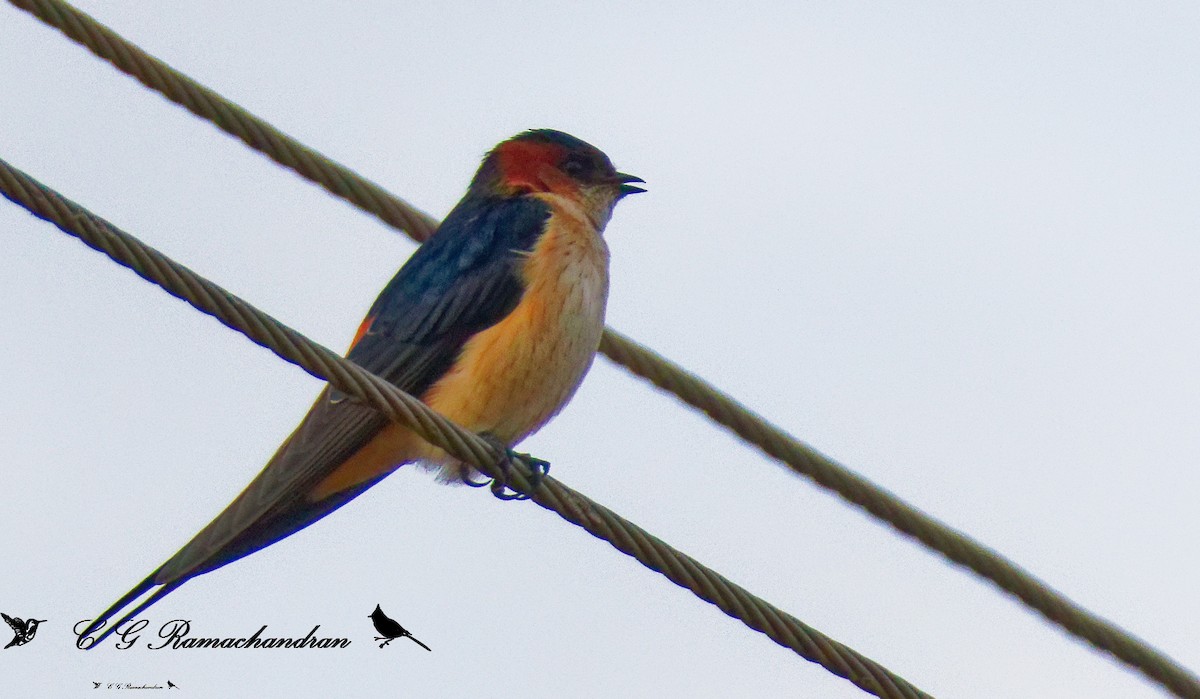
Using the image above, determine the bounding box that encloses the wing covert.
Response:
[152,194,551,583]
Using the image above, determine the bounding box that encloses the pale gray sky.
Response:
[2,2,1199,697]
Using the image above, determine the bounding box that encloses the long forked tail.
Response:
[79,471,390,649]
[78,574,183,649]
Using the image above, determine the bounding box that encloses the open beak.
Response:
[615,172,646,196]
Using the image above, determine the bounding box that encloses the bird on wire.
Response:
[78,129,643,649]
[369,604,431,651]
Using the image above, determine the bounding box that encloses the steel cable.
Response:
[1,155,932,699]
[9,1,1200,696]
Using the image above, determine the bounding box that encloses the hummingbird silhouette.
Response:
[369,605,430,651]
[2,613,46,648]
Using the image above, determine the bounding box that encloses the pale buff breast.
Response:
[416,194,610,480]
[307,194,611,500]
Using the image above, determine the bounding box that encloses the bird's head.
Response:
[472,129,644,226]
[369,605,384,619]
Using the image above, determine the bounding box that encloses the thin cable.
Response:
[9,2,1199,696]
[0,155,933,699]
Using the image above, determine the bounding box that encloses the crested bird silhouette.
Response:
[2,613,45,648]
[370,605,430,651]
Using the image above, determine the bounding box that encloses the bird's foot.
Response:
[475,433,550,501]
[376,636,393,648]
[461,473,491,488]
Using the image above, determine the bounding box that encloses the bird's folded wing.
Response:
[150,196,551,585]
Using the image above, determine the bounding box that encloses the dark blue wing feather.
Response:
[149,194,550,584]
[343,195,548,398]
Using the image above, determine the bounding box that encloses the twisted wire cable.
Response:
[598,330,1200,699]
[9,1,1199,696]
[9,0,441,243]
[0,156,933,699]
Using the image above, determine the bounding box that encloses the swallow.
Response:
[2,613,45,648]
[167,681,178,689]
[369,604,431,651]
[80,129,643,647]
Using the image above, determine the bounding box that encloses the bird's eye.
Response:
[561,153,592,178]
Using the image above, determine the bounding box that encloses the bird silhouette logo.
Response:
[369,605,430,651]
[2,613,46,648]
